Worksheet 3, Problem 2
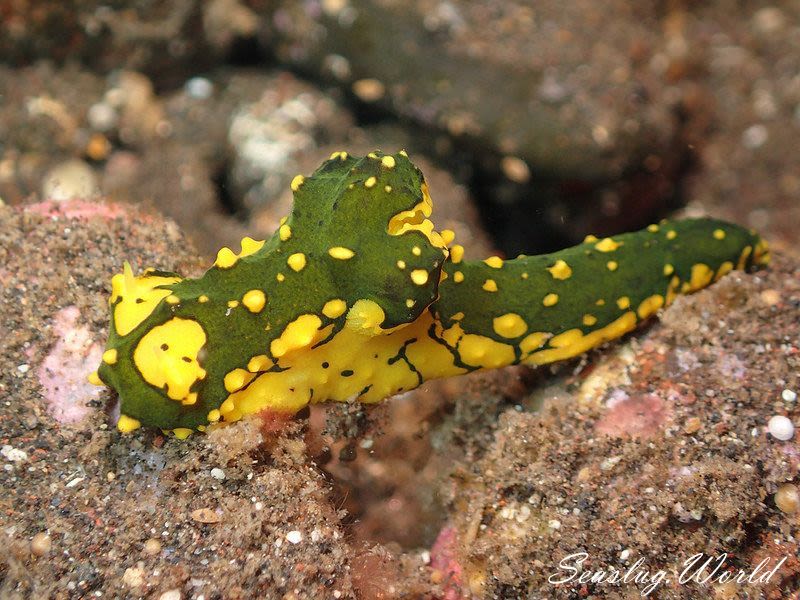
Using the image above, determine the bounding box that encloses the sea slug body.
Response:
[91,151,770,437]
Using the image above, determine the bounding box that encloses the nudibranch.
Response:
[90,150,770,438]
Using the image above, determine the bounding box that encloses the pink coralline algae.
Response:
[595,392,672,438]
[38,306,104,423]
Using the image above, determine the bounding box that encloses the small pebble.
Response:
[684,417,702,434]
[159,589,181,600]
[781,389,797,403]
[42,159,99,201]
[210,467,225,480]
[500,156,531,183]
[185,77,214,100]
[774,484,799,514]
[352,78,385,102]
[31,532,51,556]
[191,508,221,524]
[144,538,162,555]
[286,530,303,544]
[767,415,795,441]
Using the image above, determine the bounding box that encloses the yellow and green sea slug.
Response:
[90,151,770,438]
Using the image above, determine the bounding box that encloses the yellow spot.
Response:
[713,229,726,240]
[526,312,637,365]
[584,234,599,243]
[279,224,292,241]
[412,246,422,256]
[329,246,355,260]
[521,272,529,279]
[207,409,221,423]
[172,428,192,440]
[606,261,618,271]
[595,237,621,252]
[715,261,734,281]
[458,335,515,369]
[102,349,118,365]
[596,298,606,306]
[384,185,392,193]
[582,314,597,326]
[547,259,572,280]
[453,271,464,283]
[199,295,209,303]
[399,149,408,157]
[483,279,498,292]
[637,294,664,319]
[227,300,239,308]
[386,183,445,248]
[247,355,270,372]
[280,216,287,225]
[240,237,265,257]
[133,317,206,401]
[166,295,180,305]
[737,245,752,270]
[484,256,504,269]
[549,329,584,348]
[346,299,385,335]
[663,264,674,276]
[689,263,713,291]
[276,273,285,282]
[182,393,197,406]
[224,368,254,393]
[117,415,141,433]
[666,230,677,240]
[450,245,465,263]
[411,269,429,285]
[520,332,550,354]
[397,260,406,269]
[492,313,528,338]
[617,296,631,310]
[271,314,323,357]
[290,174,305,192]
[88,371,103,386]
[368,152,378,159]
[133,318,207,403]
[287,253,307,272]
[381,155,396,168]
[111,263,181,336]
[364,176,377,188]
[543,293,559,307]
[242,290,266,313]
[322,299,347,319]
[406,299,415,308]
[215,246,237,268]
[450,312,465,321]
[647,224,659,233]
[329,151,348,160]
[441,229,456,245]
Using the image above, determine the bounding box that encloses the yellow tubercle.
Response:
[483,279,498,292]
[594,238,621,252]
[88,371,103,386]
[484,256,504,269]
[242,289,266,313]
[215,247,238,269]
[279,224,292,241]
[270,314,324,357]
[346,299,386,336]
[329,246,355,260]
[287,253,307,272]
[450,245,465,264]
[492,313,528,338]
[102,349,118,365]
[322,299,347,319]
[117,414,141,433]
[410,269,429,285]
[291,175,305,192]
[547,259,572,280]
[542,293,559,307]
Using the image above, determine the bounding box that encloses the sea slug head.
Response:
[94,263,207,437]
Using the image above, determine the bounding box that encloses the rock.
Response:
[268,0,679,182]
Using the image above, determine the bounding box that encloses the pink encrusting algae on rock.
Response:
[38,306,104,423]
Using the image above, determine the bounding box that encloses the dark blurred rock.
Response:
[266,0,680,182]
